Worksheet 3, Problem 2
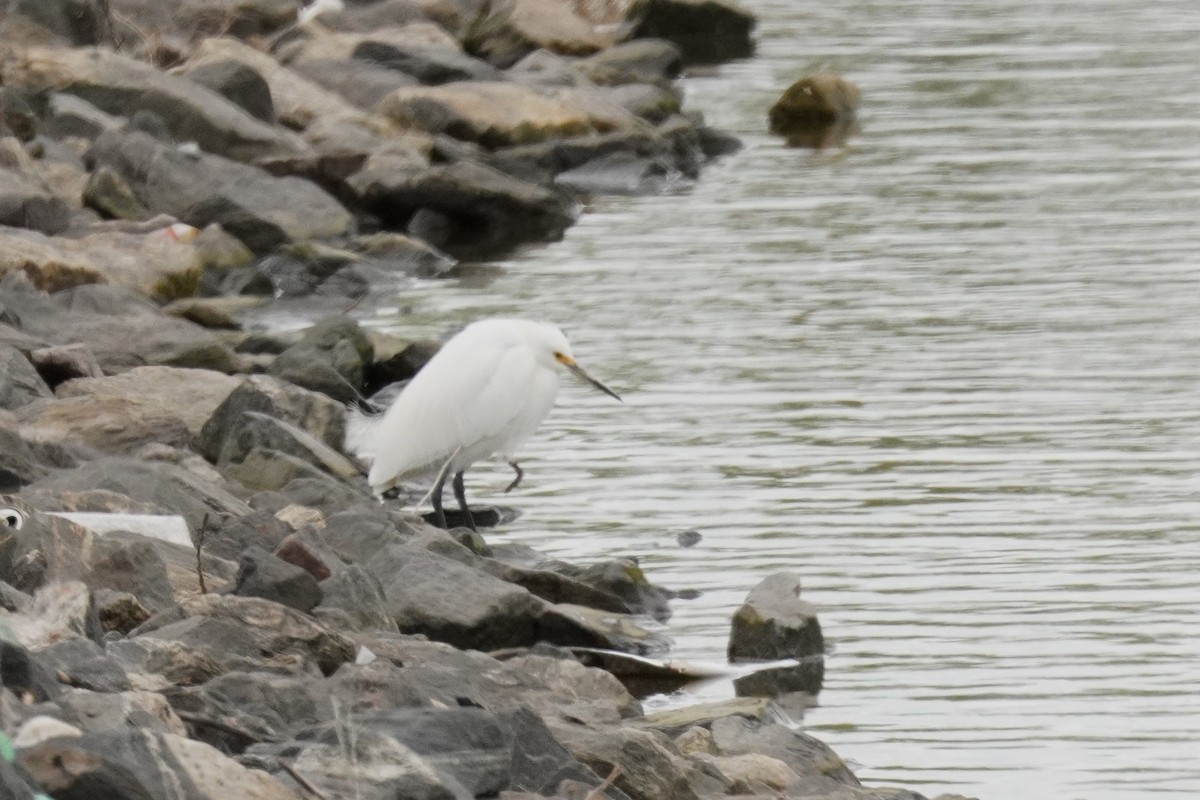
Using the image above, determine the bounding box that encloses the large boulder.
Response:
[727,573,823,662]
[768,73,860,148]
[0,165,71,235]
[8,47,307,164]
[17,366,240,454]
[375,81,639,147]
[199,373,348,464]
[179,37,392,132]
[464,0,619,67]
[134,593,356,675]
[16,729,302,800]
[348,158,576,259]
[627,0,756,65]
[7,282,239,374]
[0,223,216,299]
[87,130,354,254]
[354,39,504,84]
[0,344,52,409]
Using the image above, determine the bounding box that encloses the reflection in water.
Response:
[365,1,1200,798]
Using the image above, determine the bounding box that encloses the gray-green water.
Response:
[361,2,1200,797]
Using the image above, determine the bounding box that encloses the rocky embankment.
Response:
[1,1,968,799]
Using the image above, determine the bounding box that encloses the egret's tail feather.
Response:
[344,405,384,463]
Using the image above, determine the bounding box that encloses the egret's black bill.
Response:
[568,363,622,402]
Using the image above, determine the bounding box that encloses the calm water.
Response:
[360,2,1200,798]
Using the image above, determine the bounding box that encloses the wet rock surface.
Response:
[0,3,956,799]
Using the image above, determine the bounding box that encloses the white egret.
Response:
[346,318,621,530]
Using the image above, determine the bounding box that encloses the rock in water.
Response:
[727,573,823,662]
[768,73,860,148]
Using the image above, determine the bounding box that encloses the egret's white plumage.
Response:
[347,318,620,529]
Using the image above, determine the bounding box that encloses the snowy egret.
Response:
[346,318,621,530]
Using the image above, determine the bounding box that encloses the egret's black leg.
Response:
[504,460,524,493]
[452,470,477,532]
[430,471,449,529]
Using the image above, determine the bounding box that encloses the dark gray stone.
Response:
[727,572,823,662]
[6,0,109,46]
[628,0,756,65]
[0,344,52,409]
[197,510,293,562]
[0,639,61,702]
[87,129,353,254]
[233,546,323,613]
[38,638,132,693]
[25,456,250,533]
[86,534,176,612]
[43,92,124,141]
[16,728,298,800]
[709,715,860,785]
[0,167,71,234]
[578,39,683,84]
[347,159,575,260]
[498,706,633,800]
[10,282,239,375]
[132,593,355,676]
[293,58,419,109]
[353,41,504,85]
[313,564,396,633]
[198,374,347,465]
[184,60,275,123]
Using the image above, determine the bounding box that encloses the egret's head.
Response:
[539,325,621,402]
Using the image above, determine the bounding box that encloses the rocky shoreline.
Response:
[2,1,966,799]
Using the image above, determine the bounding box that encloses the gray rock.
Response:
[0,423,54,491]
[95,589,152,635]
[199,374,347,465]
[16,729,303,800]
[83,165,155,220]
[11,283,239,375]
[233,546,323,613]
[37,638,132,693]
[727,573,823,662]
[212,412,361,480]
[314,564,396,633]
[498,705,633,800]
[10,46,304,163]
[86,534,176,613]
[197,511,294,562]
[463,0,615,68]
[19,366,241,456]
[348,158,576,259]
[42,92,124,141]
[560,558,673,621]
[223,448,355,494]
[106,637,224,689]
[0,639,61,702]
[3,0,109,47]
[26,342,104,388]
[367,546,546,650]
[0,165,71,234]
[133,593,355,676]
[0,344,52,409]
[266,316,373,403]
[87,129,353,254]
[293,58,419,109]
[628,0,756,65]
[578,39,684,85]
[2,580,103,649]
[251,722,463,800]
[353,40,504,85]
[709,715,859,786]
[549,723,699,800]
[184,60,276,123]
[25,457,251,533]
[166,669,332,751]
[59,687,187,736]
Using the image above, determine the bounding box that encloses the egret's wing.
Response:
[363,339,542,488]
